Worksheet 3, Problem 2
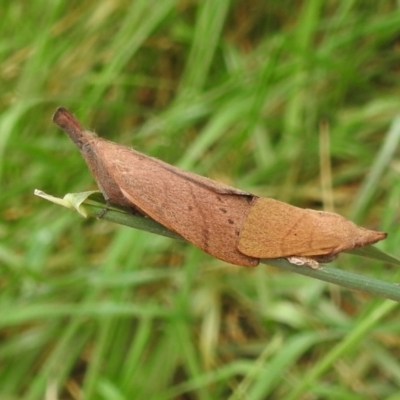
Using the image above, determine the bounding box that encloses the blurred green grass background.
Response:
[2,1,400,399]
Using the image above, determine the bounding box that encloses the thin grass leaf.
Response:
[35,190,400,302]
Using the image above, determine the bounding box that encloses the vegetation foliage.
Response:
[2,1,400,399]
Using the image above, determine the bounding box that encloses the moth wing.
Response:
[237,198,344,258]
[96,143,258,267]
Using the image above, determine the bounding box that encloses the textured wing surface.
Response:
[238,198,345,258]
[96,141,258,267]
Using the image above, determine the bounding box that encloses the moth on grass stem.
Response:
[53,107,387,268]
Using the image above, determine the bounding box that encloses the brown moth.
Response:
[237,198,387,268]
[53,107,387,268]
